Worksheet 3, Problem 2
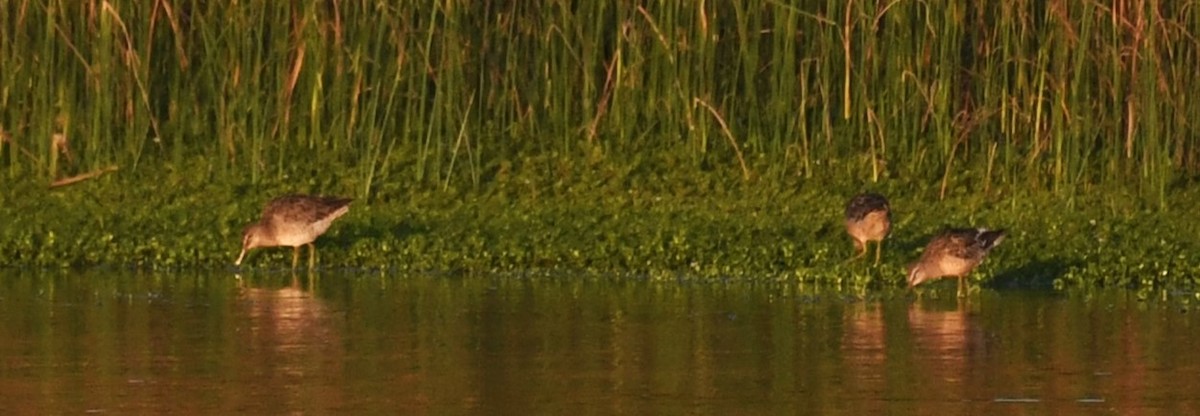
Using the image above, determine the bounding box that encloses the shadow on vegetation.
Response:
[988,257,1081,290]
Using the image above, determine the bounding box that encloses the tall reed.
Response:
[1,0,1197,204]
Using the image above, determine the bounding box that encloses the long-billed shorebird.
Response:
[907,228,1006,297]
[844,193,892,265]
[235,194,353,269]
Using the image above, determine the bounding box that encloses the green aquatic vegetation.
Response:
[4,169,1198,296]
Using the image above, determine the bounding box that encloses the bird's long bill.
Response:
[235,248,249,266]
[906,265,922,288]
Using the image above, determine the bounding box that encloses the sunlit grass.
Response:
[1,1,1197,202]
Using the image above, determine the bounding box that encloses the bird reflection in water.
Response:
[841,302,889,399]
[905,299,977,384]
[233,273,346,410]
[841,298,983,406]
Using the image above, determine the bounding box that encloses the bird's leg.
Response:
[304,267,317,291]
[957,276,966,298]
[308,243,317,270]
[291,246,300,270]
[844,240,867,264]
[873,240,883,266]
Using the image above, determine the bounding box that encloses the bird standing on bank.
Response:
[235,194,353,269]
[844,193,892,265]
[907,228,1006,297]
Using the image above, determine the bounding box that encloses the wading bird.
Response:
[907,228,1006,297]
[235,194,353,269]
[844,193,892,265]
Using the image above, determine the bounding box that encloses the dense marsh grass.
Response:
[2,1,1199,202]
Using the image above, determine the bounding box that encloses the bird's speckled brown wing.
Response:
[263,194,354,225]
[943,232,984,261]
[937,228,1005,262]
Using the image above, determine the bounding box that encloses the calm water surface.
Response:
[0,269,1197,414]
